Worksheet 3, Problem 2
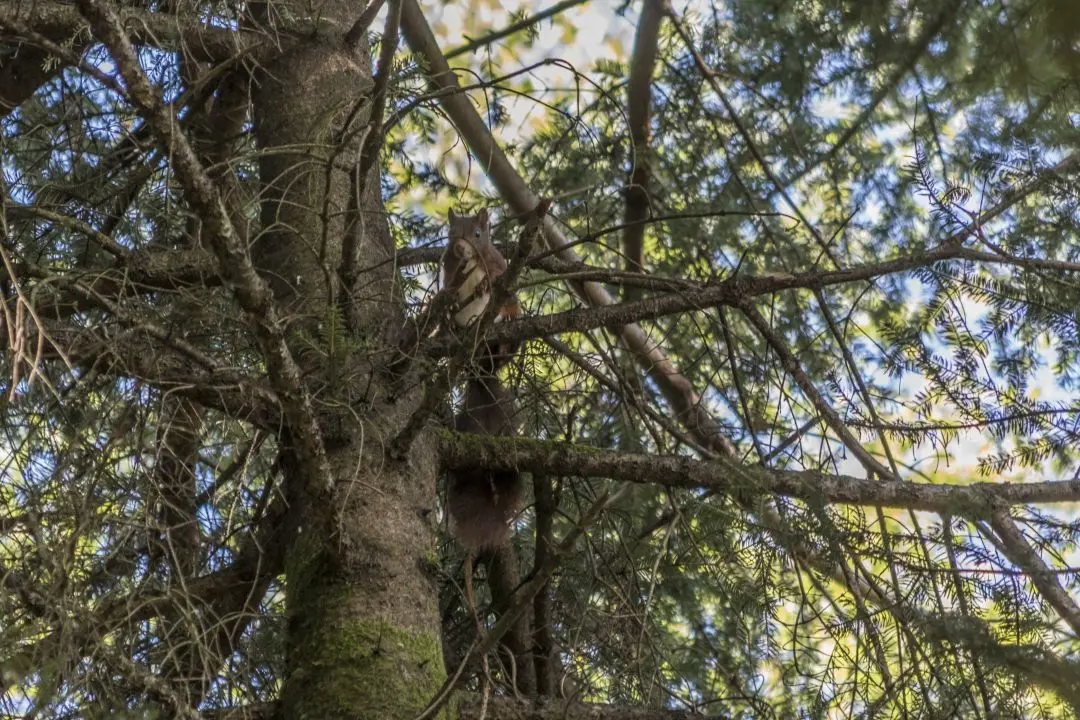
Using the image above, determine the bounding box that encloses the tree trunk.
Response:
[246,6,447,717]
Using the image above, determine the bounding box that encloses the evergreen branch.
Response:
[543,335,709,456]
[776,2,961,196]
[355,0,402,190]
[34,324,283,429]
[850,408,1080,433]
[738,299,895,478]
[664,3,840,266]
[416,483,627,720]
[341,0,401,311]
[444,0,592,60]
[422,238,1080,357]
[399,0,737,457]
[0,0,264,63]
[439,431,1080,514]
[903,611,1080,712]
[0,247,223,326]
[987,511,1080,638]
[76,0,331,492]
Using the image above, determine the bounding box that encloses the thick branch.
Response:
[439,432,1080,514]
[423,239,1080,357]
[441,433,1080,707]
[622,0,663,287]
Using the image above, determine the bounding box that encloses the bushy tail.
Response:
[447,468,523,552]
[448,376,523,552]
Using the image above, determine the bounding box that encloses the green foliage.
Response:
[6,0,1080,717]
[383,0,1080,715]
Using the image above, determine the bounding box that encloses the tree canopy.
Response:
[2,0,1080,717]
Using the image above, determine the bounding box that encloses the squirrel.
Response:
[442,209,524,552]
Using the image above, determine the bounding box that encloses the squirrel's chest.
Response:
[449,254,495,327]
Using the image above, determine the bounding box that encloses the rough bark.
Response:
[241,3,446,717]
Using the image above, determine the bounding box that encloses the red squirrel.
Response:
[442,209,524,552]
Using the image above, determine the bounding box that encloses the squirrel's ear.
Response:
[448,208,457,222]
[477,208,489,227]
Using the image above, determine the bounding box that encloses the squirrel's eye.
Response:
[473,229,481,238]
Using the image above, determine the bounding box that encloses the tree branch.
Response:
[76,0,329,494]
[0,29,85,118]
[0,0,265,63]
[399,0,736,457]
[459,697,712,719]
[987,510,1080,637]
[622,0,663,292]
[772,3,960,197]
[389,202,548,458]
[737,297,895,478]
[439,431,1080,514]
[42,325,283,429]
[444,0,592,60]
[343,0,387,48]
[422,237,1080,358]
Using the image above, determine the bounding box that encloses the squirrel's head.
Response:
[447,208,490,257]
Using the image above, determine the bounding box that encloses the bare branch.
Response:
[344,0,387,48]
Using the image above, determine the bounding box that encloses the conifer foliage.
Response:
[2,0,1080,717]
